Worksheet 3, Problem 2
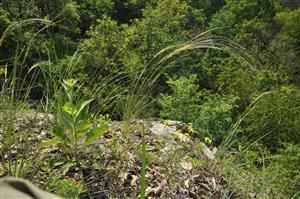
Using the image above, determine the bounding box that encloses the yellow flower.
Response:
[172,130,181,138]
[163,120,169,126]
[188,123,194,132]
[204,137,212,145]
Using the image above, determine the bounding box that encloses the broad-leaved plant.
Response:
[43,79,108,160]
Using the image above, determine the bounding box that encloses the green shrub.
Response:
[159,75,236,145]
[217,63,255,110]
[242,86,300,149]
[159,75,200,123]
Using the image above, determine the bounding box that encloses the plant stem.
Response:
[140,122,146,199]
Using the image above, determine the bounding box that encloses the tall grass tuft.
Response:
[0,18,54,179]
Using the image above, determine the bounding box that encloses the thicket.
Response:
[1,0,300,197]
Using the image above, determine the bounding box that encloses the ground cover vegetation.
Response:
[0,0,300,198]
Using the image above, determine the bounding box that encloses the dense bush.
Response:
[159,75,236,145]
[241,86,300,150]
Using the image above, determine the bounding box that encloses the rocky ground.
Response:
[0,110,238,198]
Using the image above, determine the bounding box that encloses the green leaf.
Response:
[53,161,66,168]
[63,79,77,89]
[75,99,93,122]
[40,139,60,147]
[85,125,108,146]
[59,111,74,129]
[75,121,92,137]
[53,125,70,142]
[63,102,76,116]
